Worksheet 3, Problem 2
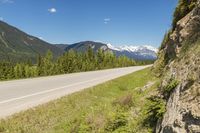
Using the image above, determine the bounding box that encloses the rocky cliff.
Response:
[154,0,200,132]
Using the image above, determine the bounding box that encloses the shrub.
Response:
[163,79,179,99]
[0,120,6,132]
[143,96,166,128]
[0,126,5,132]
[105,109,128,132]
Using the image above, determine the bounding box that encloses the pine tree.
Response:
[14,63,23,78]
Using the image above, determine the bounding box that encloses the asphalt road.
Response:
[0,65,151,118]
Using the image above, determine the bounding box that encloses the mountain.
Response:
[107,43,158,60]
[65,41,109,52]
[64,41,158,60]
[0,21,64,62]
[54,44,69,50]
[0,20,157,62]
[153,0,200,132]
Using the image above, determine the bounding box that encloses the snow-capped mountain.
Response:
[107,43,158,60]
[107,43,158,53]
[61,41,158,60]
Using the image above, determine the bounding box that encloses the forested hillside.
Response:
[0,21,64,62]
[0,48,139,80]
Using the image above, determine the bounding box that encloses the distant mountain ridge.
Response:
[107,43,158,53]
[107,43,158,60]
[65,41,108,52]
[0,21,64,62]
[54,44,69,50]
[62,41,158,60]
[0,20,157,62]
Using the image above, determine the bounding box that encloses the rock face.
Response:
[155,1,200,133]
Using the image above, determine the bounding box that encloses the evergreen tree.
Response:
[0,48,150,81]
[14,63,23,78]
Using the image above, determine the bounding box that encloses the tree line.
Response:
[0,48,153,80]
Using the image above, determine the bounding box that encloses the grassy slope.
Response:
[0,68,158,133]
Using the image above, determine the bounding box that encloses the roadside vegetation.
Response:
[0,47,154,81]
[0,68,159,133]
[172,0,197,30]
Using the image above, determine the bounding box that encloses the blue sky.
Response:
[0,0,177,47]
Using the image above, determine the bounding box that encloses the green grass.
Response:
[0,68,158,133]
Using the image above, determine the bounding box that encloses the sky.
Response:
[0,0,178,47]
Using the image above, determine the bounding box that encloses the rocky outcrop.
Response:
[155,1,200,133]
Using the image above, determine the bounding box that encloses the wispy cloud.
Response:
[48,8,57,13]
[0,0,14,4]
[104,18,111,24]
[0,17,3,21]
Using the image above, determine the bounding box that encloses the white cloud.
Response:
[0,17,3,21]
[0,0,14,4]
[39,37,43,40]
[104,18,111,24]
[48,8,57,13]
[104,18,111,21]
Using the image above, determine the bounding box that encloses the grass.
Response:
[0,68,158,133]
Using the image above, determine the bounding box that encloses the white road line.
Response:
[0,73,116,105]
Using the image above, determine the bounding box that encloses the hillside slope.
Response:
[0,21,64,62]
[54,44,68,50]
[153,0,200,132]
[65,41,108,52]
